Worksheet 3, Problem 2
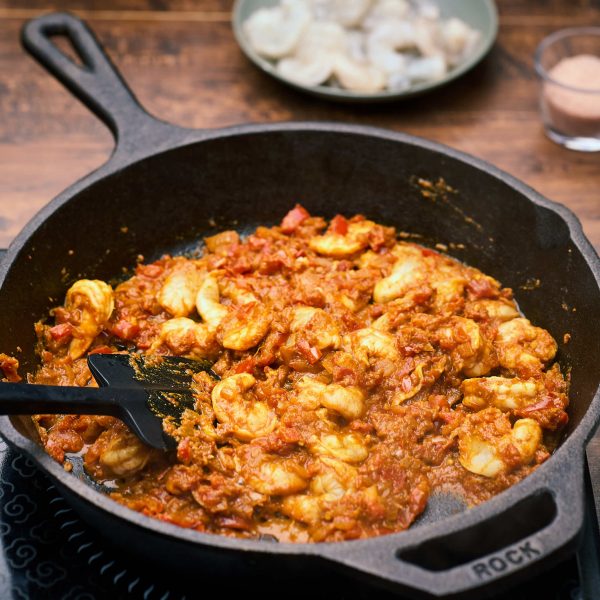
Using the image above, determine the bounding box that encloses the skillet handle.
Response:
[321,454,585,599]
[21,12,180,154]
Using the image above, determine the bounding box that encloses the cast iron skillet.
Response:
[0,12,599,600]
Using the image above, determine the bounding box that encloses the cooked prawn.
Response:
[309,431,369,463]
[211,374,278,441]
[195,273,228,329]
[290,306,341,351]
[373,245,427,303]
[65,279,114,359]
[157,261,202,318]
[309,220,377,258]
[294,376,365,420]
[98,430,154,478]
[243,447,309,496]
[343,327,399,377]
[437,316,496,377]
[220,301,271,352]
[281,456,358,524]
[461,376,543,412]
[458,408,542,477]
[152,317,216,359]
[495,318,557,376]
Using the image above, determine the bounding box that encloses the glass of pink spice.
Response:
[535,27,600,151]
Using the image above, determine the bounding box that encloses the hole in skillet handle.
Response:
[397,491,557,572]
[47,33,86,69]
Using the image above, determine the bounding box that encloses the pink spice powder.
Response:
[543,54,600,137]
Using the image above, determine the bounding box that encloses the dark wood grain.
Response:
[1,1,599,251]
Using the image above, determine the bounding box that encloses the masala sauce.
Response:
[4,207,568,543]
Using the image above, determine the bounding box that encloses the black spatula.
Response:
[0,354,217,450]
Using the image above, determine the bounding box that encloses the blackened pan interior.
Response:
[1,128,598,441]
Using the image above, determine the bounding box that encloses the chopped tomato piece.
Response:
[110,319,140,340]
[467,277,497,299]
[515,394,569,430]
[280,204,310,233]
[329,214,348,235]
[235,357,256,374]
[49,323,73,342]
[297,339,322,364]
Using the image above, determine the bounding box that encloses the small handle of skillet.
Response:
[21,12,180,154]
[320,453,585,599]
[0,382,169,450]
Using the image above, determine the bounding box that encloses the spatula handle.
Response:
[0,382,171,450]
[0,382,121,416]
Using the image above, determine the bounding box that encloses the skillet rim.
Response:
[0,120,598,559]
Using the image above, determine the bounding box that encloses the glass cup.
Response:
[534,27,600,152]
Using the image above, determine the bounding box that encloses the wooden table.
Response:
[1,0,599,250]
[1,0,600,585]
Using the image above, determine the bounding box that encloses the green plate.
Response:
[232,0,498,102]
